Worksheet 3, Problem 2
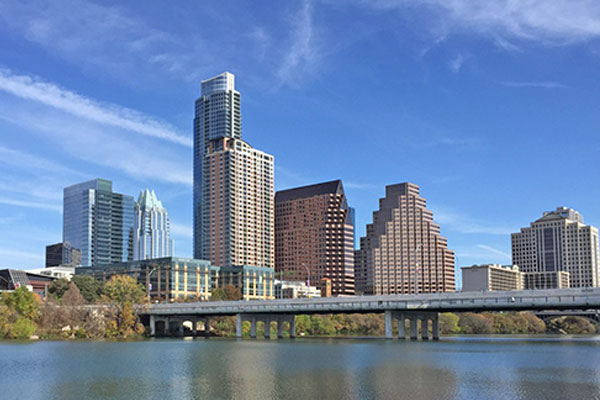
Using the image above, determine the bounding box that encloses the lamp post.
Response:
[414,244,421,295]
[147,267,158,304]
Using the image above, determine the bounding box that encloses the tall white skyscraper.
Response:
[512,206,600,288]
[133,189,174,260]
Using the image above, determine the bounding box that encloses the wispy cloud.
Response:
[170,222,192,238]
[345,182,377,190]
[0,248,42,261]
[277,0,318,86]
[0,69,191,147]
[498,81,569,89]
[434,208,516,235]
[449,54,465,73]
[367,0,600,45]
[0,197,61,212]
[476,244,511,259]
[0,145,84,176]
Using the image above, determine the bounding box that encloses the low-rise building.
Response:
[522,271,570,290]
[462,264,523,292]
[28,266,75,280]
[0,269,56,297]
[76,257,274,301]
[274,280,321,299]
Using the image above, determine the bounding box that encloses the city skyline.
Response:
[2,1,600,273]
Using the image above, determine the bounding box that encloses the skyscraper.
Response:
[133,189,174,260]
[63,179,134,266]
[194,72,274,268]
[194,72,241,260]
[45,242,81,268]
[354,183,455,295]
[275,180,355,296]
[511,207,600,288]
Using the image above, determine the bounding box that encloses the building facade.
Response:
[275,180,355,296]
[45,242,81,267]
[511,207,600,288]
[355,183,455,295]
[194,72,274,269]
[76,257,274,301]
[133,189,174,260]
[63,179,134,266]
[462,264,523,292]
[274,280,321,299]
[194,72,241,260]
[522,271,570,290]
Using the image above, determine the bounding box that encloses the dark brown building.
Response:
[275,180,355,296]
[355,183,455,295]
[45,242,81,268]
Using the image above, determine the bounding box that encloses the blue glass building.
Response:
[63,178,134,266]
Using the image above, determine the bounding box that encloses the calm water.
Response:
[2,336,600,400]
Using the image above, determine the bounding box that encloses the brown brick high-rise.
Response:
[355,183,455,295]
[275,180,355,296]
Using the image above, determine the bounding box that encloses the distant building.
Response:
[63,179,134,266]
[275,180,355,296]
[28,266,75,281]
[462,264,523,292]
[45,242,81,267]
[274,280,321,299]
[193,72,274,269]
[76,257,274,301]
[355,183,455,295]
[512,207,600,288]
[0,269,55,297]
[522,271,570,290]
[133,189,174,261]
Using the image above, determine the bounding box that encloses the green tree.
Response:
[3,286,39,320]
[458,312,493,334]
[71,275,103,303]
[47,278,71,300]
[439,313,460,334]
[102,275,145,306]
[10,317,36,339]
[210,285,242,301]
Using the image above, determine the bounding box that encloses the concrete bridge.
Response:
[138,287,600,340]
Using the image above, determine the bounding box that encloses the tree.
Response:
[210,285,242,301]
[458,312,493,334]
[439,313,460,334]
[71,275,103,303]
[47,278,71,300]
[3,286,39,320]
[102,275,145,306]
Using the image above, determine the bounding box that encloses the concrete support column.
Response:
[384,310,393,339]
[264,319,271,339]
[165,317,170,336]
[290,316,296,339]
[432,313,440,340]
[410,316,418,340]
[204,318,210,337]
[179,320,184,337]
[150,315,156,337]
[397,314,405,339]
[421,318,429,340]
[277,319,284,339]
[236,313,243,338]
[250,317,257,339]
[192,319,198,337]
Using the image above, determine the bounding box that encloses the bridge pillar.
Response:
[397,314,405,339]
[235,313,243,338]
[384,310,393,339]
[250,317,257,339]
[432,313,440,340]
[149,315,156,337]
[264,318,271,339]
[410,316,418,340]
[192,318,198,337]
[290,316,296,339]
[204,318,210,337]
[277,318,284,339]
[421,317,429,340]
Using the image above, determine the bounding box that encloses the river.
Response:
[1,336,600,399]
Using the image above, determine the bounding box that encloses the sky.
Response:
[1,1,600,280]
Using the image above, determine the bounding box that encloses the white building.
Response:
[274,280,321,299]
[133,190,174,260]
[511,207,600,288]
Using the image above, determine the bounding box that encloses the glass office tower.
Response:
[133,189,174,260]
[63,178,134,266]
[193,72,241,259]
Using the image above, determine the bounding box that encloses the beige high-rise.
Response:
[511,207,600,288]
[203,136,274,268]
[355,183,455,295]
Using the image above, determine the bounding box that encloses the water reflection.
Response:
[1,337,600,400]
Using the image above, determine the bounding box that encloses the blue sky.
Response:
[1,1,600,279]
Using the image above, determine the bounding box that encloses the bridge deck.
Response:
[138,287,600,317]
